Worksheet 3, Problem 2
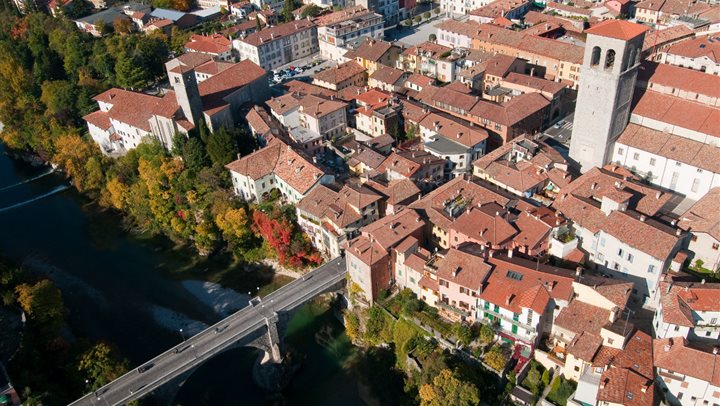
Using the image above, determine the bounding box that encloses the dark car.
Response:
[137,363,154,373]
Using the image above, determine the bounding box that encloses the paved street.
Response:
[385,17,450,46]
[69,257,347,406]
[543,112,575,146]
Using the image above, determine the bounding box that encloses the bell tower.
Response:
[569,20,648,173]
[168,66,203,127]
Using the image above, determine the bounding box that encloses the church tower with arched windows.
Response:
[569,20,648,173]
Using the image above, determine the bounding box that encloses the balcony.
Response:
[437,301,471,318]
[482,307,537,334]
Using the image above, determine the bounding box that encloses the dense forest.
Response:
[0,0,321,268]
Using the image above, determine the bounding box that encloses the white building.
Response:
[225,139,334,203]
[233,19,318,71]
[662,35,720,76]
[315,6,384,60]
[654,280,720,342]
[653,337,720,406]
[439,0,489,17]
[296,183,382,258]
[677,188,720,272]
[553,167,684,305]
[418,113,488,179]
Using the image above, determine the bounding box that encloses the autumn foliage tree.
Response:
[419,369,480,406]
[252,206,322,268]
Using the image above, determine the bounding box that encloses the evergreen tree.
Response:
[115,50,147,90]
[255,14,262,32]
[182,137,209,173]
[282,0,294,22]
[206,127,236,166]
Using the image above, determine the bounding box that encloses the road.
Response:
[543,112,575,146]
[69,257,347,406]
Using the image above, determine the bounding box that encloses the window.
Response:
[674,325,680,332]
[591,46,601,66]
[650,157,656,166]
[605,49,616,68]
[600,237,606,247]
[633,152,640,160]
[597,253,604,262]
[712,318,718,324]
[627,253,634,263]
[617,147,624,156]
[613,262,620,271]
[648,264,656,274]
[618,248,624,257]
[574,366,580,372]
[713,243,719,250]
[692,178,701,193]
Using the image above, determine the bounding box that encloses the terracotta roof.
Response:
[405,73,435,89]
[641,25,693,52]
[435,249,492,291]
[480,254,575,313]
[597,368,655,406]
[667,34,720,64]
[185,33,231,54]
[312,5,368,25]
[195,60,234,75]
[633,89,720,138]
[484,54,521,78]
[503,72,566,95]
[283,80,338,99]
[653,337,720,386]
[410,176,514,230]
[546,1,592,16]
[637,61,720,100]
[238,19,315,47]
[567,331,604,360]
[379,150,444,178]
[636,0,713,15]
[198,60,267,116]
[419,113,488,148]
[350,147,386,170]
[82,110,112,129]
[298,94,347,118]
[352,38,394,62]
[450,204,518,247]
[314,61,366,86]
[365,177,421,206]
[402,41,452,59]
[225,139,326,194]
[470,0,529,18]
[361,209,424,251]
[555,300,612,336]
[616,123,720,173]
[297,183,380,228]
[585,19,648,40]
[90,88,179,132]
[659,280,720,327]
[369,64,406,86]
[678,187,720,240]
[245,107,271,136]
[346,235,387,266]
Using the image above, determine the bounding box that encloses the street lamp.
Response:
[179,328,185,343]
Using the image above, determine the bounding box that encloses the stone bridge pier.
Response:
[149,291,346,406]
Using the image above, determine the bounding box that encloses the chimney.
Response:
[640,385,648,394]
[453,266,460,277]
[600,378,608,389]
[656,191,662,199]
[591,182,598,190]
[508,248,513,258]
[640,214,646,222]
[676,229,682,236]
[713,346,719,355]
[576,267,582,277]
[702,279,706,284]
[506,294,514,305]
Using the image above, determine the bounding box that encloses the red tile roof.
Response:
[419,113,488,148]
[678,187,720,240]
[653,337,720,386]
[239,19,315,47]
[597,368,655,406]
[637,61,720,100]
[185,33,231,54]
[313,61,366,86]
[435,249,492,291]
[585,19,649,40]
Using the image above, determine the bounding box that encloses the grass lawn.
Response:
[547,376,577,406]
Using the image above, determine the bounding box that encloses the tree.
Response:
[113,17,133,35]
[169,26,191,54]
[93,19,111,36]
[206,127,237,166]
[77,342,128,390]
[478,324,494,343]
[61,0,92,19]
[413,15,422,23]
[300,3,321,18]
[255,14,262,32]
[405,18,413,26]
[433,7,440,14]
[54,133,104,192]
[40,80,77,124]
[423,11,431,19]
[419,369,480,406]
[453,323,473,346]
[364,305,392,345]
[428,33,437,42]
[282,0,294,22]
[182,137,209,173]
[115,50,147,90]
[344,311,360,342]
[484,347,508,371]
[15,280,65,338]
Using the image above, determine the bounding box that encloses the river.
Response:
[0,143,371,405]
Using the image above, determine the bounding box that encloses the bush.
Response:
[479,324,494,343]
[453,323,473,346]
[345,311,360,342]
[547,376,577,406]
[365,306,393,345]
[429,33,437,42]
[484,347,509,372]
[542,369,551,387]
